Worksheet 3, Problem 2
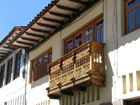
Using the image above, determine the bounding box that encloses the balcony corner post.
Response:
[59,60,63,70]
[72,52,76,63]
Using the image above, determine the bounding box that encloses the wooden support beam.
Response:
[61,90,73,96]
[49,11,70,18]
[56,5,79,12]
[20,37,39,42]
[30,28,50,34]
[12,45,29,49]
[69,0,88,5]
[36,23,57,29]
[0,55,5,58]
[42,17,63,23]
[16,41,34,46]
[0,52,9,55]
[74,86,87,91]
[26,32,44,38]
[48,94,60,99]
[2,46,15,50]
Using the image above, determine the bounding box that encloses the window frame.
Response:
[64,15,104,54]
[31,49,52,83]
[6,58,13,85]
[14,51,21,80]
[124,0,140,34]
[95,16,104,43]
[64,36,73,54]
[0,65,5,88]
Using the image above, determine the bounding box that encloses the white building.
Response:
[0,0,140,105]
[0,26,27,105]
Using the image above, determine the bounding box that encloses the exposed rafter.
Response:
[16,41,34,46]
[0,52,9,55]
[42,17,63,23]
[20,37,39,43]
[26,32,45,38]
[30,28,50,34]
[12,45,29,49]
[69,0,88,5]
[2,46,15,49]
[49,11,70,18]
[36,23,57,29]
[0,55,5,58]
[55,5,79,12]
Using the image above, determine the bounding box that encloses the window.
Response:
[31,49,52,82]
[6,58,13,84]
[64,15,104,54]
[74,32,83,49]
[0,65,5,88]
[84,25,94,43]
[95,17,104,43]
[65,37,73,54]
[14,51,21,79]
[125,0,140,34]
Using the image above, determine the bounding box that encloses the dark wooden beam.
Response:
[49,11,70,18]
[30,28,50,34]
[69,0,88,5]
[36,23,57,29]
[20,37,39,42]
[26,32,44,38]
[56,5,79,12]
[16,41,34,46]
[74,86,87,91]
[61,90,73,96]
[0,55,5,58]
[48,94,60,99]
[12,45,29,49]
[42,17,63,23]
[0,52,9,55]
[2,46,15,49]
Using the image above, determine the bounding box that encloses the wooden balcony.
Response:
[47,41,105,99]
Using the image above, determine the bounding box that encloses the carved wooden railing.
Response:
[48,41,105,95]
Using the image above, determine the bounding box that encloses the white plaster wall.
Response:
[109,0,140,103]
[0,49,26,105]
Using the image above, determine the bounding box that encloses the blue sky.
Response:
[0,0,52,42]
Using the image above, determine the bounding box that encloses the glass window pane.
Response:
[96,20,103,29]
[136,6,140,27]
[38,58,42,64]
[50,52,52,57]
[44,54,48,61]
[96,30,100,42]
[75,43,78,48]
[85,37,88,43]
[67,40,73,47]
[86,27,92,36]
[128,0,140,9]
[101,27,104,43]
[128,10,134,31]
[89,35,93,40]
[70,46,73,51]
[75,34,82,41]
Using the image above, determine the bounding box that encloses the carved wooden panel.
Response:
[48,41,105,93]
